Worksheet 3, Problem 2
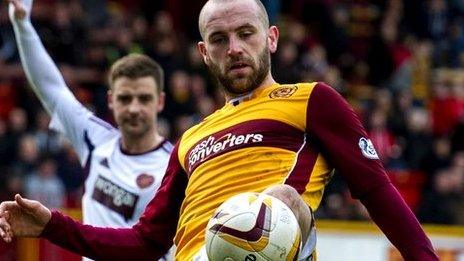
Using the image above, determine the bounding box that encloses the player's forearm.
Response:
[360,183,438,260]
[40,211,164,260]
[11,18,71,114]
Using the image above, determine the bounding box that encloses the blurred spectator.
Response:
[11,134,39,177]
[410,40,433,103]
[0,175,23,203]
[31,109,62,155]
[447,19,464,68]
[147,11,182,78]
[419,152,464,224]
[55,140,84,207]
[106,26,144,63]
[164,70,195,119]
[403,107,433,170]
[421,136,452,184]
[24,155,65,209]
[418,168,462,224]
[430,69,464,136]
[273,40,301,83]
[426,0,449,66]
[42,1,87,65]
[367,108,396,166]
[301,44,329,82]
[4,108,28,165]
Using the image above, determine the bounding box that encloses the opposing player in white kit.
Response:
[7,0,173,259]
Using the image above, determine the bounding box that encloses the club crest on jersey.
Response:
[269,85,298,99]
[136,173,155,189]
[358,137,379,159]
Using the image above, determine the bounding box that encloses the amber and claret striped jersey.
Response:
[42,82,438,261]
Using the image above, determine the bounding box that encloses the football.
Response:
[205,192,301,260]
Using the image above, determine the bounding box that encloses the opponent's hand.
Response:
[0,194,51,242]
[7,0,32,21]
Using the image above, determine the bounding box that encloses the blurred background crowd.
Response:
[0,0,463,225]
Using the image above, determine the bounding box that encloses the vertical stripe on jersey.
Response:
[83,130,95,181]
[284,134,319,193]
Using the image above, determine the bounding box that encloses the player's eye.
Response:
[210,35,227,44]
[117,95,132,104]
[139,95,153,103]
[238,31,253,39]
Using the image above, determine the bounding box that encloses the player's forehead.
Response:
[113,76,158,95]
[202,1,264,37]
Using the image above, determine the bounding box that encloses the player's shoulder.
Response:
[154,139,174,155]
[266,82,319,100]
[279,81,341,103]
[93,133,121,151]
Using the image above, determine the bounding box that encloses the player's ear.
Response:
[107,90,114,110]
[198,41,210,65]
[156,91,166,113]
[268,26,279,54]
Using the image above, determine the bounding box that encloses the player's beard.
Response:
[120,116,152,139]
[208,46,270,95]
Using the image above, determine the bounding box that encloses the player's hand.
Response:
[0,194,51,242]
[7,0,32,21]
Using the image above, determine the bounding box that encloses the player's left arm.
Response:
[306,82,438,261]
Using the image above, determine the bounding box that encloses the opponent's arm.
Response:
[8,0,78,114]
[8,0,118,165]
[0,144,188,260]
[306,82,438,260]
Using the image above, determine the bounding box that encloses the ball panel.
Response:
[205,192,302,261]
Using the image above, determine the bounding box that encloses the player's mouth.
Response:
[124,118,142,126]
[228,62,251,74]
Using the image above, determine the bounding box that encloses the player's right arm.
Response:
[0,143,188,260]
[8,0,117,166]
[8,0,67,114]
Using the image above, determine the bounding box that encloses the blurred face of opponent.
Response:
[108,76,165,139]
[198,0,279,97]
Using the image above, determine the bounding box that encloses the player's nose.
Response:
[128,100,142,113]
[227,36,244,57]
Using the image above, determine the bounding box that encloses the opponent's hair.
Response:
[199,0,270,39]
[108,54,164,93]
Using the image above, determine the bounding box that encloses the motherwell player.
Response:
[0,0,438,260]
[3,0,173,260]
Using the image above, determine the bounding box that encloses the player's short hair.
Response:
[108,54,164,93]
[199,0,270,39]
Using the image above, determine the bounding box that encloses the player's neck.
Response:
[224,74,276,102]
[120,132,164,154]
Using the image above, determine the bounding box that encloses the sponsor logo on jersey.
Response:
[136,173,155,189]
[92,175,139,221]
[269,85,298,99]
[187,132,263,172]
[358,137,379,159]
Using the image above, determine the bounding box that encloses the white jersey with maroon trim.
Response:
[49,93,173,261]
[49,95,172,227]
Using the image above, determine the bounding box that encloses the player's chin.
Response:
[226,80,255,94]
[122,124,146,136]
